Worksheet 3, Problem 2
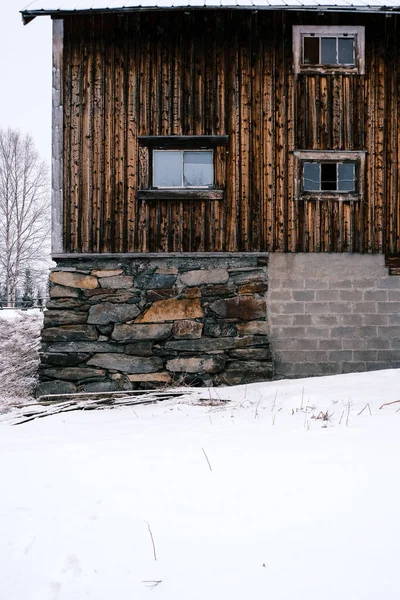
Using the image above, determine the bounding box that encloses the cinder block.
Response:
[342,338,367,350]
[270,315,294,326]
[352,302,377,314]
[377,302,400,313]
[316,290,340,301]
[281,302,305,314]
[305,302,328,315]
[330,326,358,339]
[340,315,363,326]
[362,314,389,326]
[367,338,390,350]
[328,302,352,314]
[328,350,353,361]
[280,279,306,290]
[364,290,388,301]
[353,350,378,361]
[329,279,354,289]
[365,361,400,371]
[271,338,295,351]
[377,278,400,289]
[388,290,400,301]
[269,290,293,301]
[342,362,366,374]
[304,279,329,290]
[377,350,399,361]
[294,338,319,350]
[339,290,363,301]
[276,350,323,363]
[293,315,313,326]
[389,314,400,326]
[293,291,315,301]
[378,326,400,339]
[319,339,343,350]
[312,315,339,326]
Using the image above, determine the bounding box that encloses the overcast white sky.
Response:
[0,3,52,164]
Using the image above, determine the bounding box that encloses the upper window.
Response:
[153,150,213,188]
[293,26,365,74]
[303,161,355,193]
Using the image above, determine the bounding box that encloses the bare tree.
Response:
[0,129,50,307]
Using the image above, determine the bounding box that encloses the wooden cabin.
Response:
[23,0,400,392]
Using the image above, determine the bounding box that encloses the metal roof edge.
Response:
[20,4,400,26]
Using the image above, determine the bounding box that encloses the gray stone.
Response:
[42,367,106,381]
[172,320,203,339]
[203,319,237,337]
[87,353,162,373]
[135,273,177,289]
[42,325,98,342]
[229,348,272,360]
[166,356,226,373]
[200,285,236,298]
[209,296,266,320]
[36,380,77,397]
[228,269,266,285]
[40,352,90,366]
[125,342,154,356]
[165,335,269,352]
[99,276,134,289]
[224,360,273,376]
[50,285,80,299]
[112,323,173,342]
[81,381,130,393]
[46,299,87,310]
[44,310,88,327]
[236,321,269,336]
[88,302,140,325]
[180,269,229,287]
[42,341,125,353]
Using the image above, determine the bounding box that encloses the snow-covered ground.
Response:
[1,369,400,599]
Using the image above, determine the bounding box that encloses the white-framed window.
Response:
[293,151,365,200]
[293,26,365,74]
[152,149,214,189]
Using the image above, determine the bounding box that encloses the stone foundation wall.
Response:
[37,254,273,395]
[268,254,400,378]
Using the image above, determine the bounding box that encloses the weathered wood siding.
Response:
[62,11,400,253]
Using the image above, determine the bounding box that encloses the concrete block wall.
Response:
[268,254,400,378]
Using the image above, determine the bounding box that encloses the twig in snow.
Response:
[202,447,212,471]
[271,389,278,411]
[145,521,157,561]
[300,387,304,410]
[358,403,372,416]
[142,581,162,587]
[254,395,263,419]
[379,399,400,410]
[339,410,345,425]
[345,400,352,427]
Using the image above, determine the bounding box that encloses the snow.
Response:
[1,369,400,599]
[0,308,44,322]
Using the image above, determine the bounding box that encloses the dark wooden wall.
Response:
[62,10,400,253]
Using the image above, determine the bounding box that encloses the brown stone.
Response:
[201,284,236,298]
[172,320,203,339]
[83,288,116,298]
[236,321,269,336]
[50,271,99,289]
[87,302,140,324]
[209,296,266,320]
[87,353,162,373]
[42,367,106,381]
[184,287,201,299]
[99,276,133,289]
[42,325,98,342]
[112,323,173,341]
[91,269,123,277]
[127,372,172,383]
[155,267,178,275]
[166,356,225,373]
[136,298,204,323]
[238,282,268,295]
[50,285,80,299]
[44,310,88,327]
[46,298,87,310]
[146,289,176,302]
[180,269,229,287]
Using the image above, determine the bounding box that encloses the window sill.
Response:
[298,194,360,202]
[137,189,224,201]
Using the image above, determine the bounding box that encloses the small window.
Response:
[303,162,356,193]
[293,151,365,201]
[153,150,213,189]
[293,26,365,74]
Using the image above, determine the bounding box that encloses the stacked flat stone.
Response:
[37,255,273,395]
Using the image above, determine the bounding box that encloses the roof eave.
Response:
[20,4,400,26]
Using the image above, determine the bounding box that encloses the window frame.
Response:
[293,151,366,202]
[152,149,215,190]
[137,135,227,201]
[293,26,365,75]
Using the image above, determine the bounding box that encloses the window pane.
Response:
[338,162,355,191]
[338,37,354,64]
[321,38,337,64]
[303,162,320,191]
[183,151,213,187]
[321,163,338,190]
[303,37,319,64]
[153,151,182,187]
